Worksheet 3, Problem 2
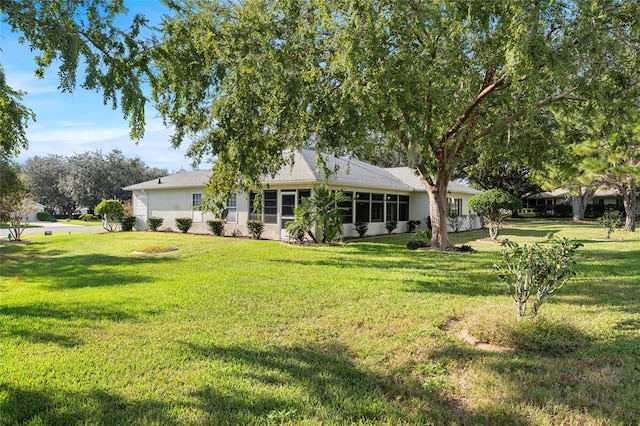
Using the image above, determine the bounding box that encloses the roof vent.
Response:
[158,179,162,184]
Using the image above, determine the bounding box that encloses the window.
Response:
[339,191,353,224]
[386,194,398,222]
[192,193,202,208]
[263,190,278,223]
[298,190,311,204]
[355,192,370,222]
[248,190,278,223]
[371,193,384,222]
[225,193,237,223]
[399,195,409,221]
[447,198,462,216]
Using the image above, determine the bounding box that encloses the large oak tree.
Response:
[152,0,630,249]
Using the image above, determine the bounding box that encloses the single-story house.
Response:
[523,188,640,215]
[124,150,482,240]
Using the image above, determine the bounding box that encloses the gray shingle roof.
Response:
[123,150,480,196]
[263,150,412,191]
[385,167,481,195]
[123,170,210,190]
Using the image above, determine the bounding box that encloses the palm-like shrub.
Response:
[146,216,164,231]
[289,185,348,244]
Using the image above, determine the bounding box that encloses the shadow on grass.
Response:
[432,329,640,424]
[0,384,180,426]
[0,302,142,347]
[3,251,176,290]
[182,341,530,425]
[0,340,532,425]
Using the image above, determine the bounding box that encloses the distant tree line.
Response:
[21,149,166,218]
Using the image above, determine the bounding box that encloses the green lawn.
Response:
[1,220,638,425]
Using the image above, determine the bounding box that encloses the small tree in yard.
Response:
[95,199,124,232]
[495,237,582,320]
[0,196,37,241]
[468,189,523,241]
[598,209,623,239]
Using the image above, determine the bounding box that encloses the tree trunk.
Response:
[622,185,636,232]
[423,178,452,249]
[572,187,595,221]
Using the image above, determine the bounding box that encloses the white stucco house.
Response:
[124,150,481,240]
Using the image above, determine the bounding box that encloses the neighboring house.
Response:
[124,150,482,240]
[28,203,47,222]
[523,188,640,215]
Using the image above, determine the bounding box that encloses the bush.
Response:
[552,204,573,218]
[414,228,432,244]
[533,204,550,217]
[175,217,193,233]
[285,220,306,243]
[407,228,433,249]
[585,203,624,219]
[247,220,264,239]
[121,215,137,232]
[406,240,428,250]
[354,221,368,238]
[446,213,467,233]
[36,211,50,221]
[207,219,225,236]
[146,216,164,231]
[468,189,522,240]
[598,209,623,239]
[385,221,398,234]
[406,220,420,233]
[79,213,95,222]
[495,236,582,320]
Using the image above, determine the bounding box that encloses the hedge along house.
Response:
[124,150,482,240]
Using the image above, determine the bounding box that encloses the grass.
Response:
[0,219,638,425]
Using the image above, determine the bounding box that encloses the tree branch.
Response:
[474,90,587,141]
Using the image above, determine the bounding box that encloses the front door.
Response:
[280,191,297,239]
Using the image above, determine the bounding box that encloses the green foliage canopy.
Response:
[0,0,152,155]
[151,0,625,249]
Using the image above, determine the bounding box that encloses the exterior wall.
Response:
[130,185,481,239]
[131,187,216,234]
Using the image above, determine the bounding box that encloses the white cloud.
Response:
[5,70,58,95]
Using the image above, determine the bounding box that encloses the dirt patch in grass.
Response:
[133,244,178,254]
[441,316,514,353]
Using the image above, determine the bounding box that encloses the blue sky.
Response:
[1,0,202,173]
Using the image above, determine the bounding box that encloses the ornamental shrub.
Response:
[207,219,225,236]
[247,220,264,239]
[146,216,164,231]
[446,213,467,233]
[175,217,193,233]
[120,215,137,232]
[468,189,522,240]
[79,213,95,221]
[95,199,124,232]
[36,211,50,221]
[406,220,421,233]
[385,221,398,234]
[495,236,582,320]
[354,221,368,237]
